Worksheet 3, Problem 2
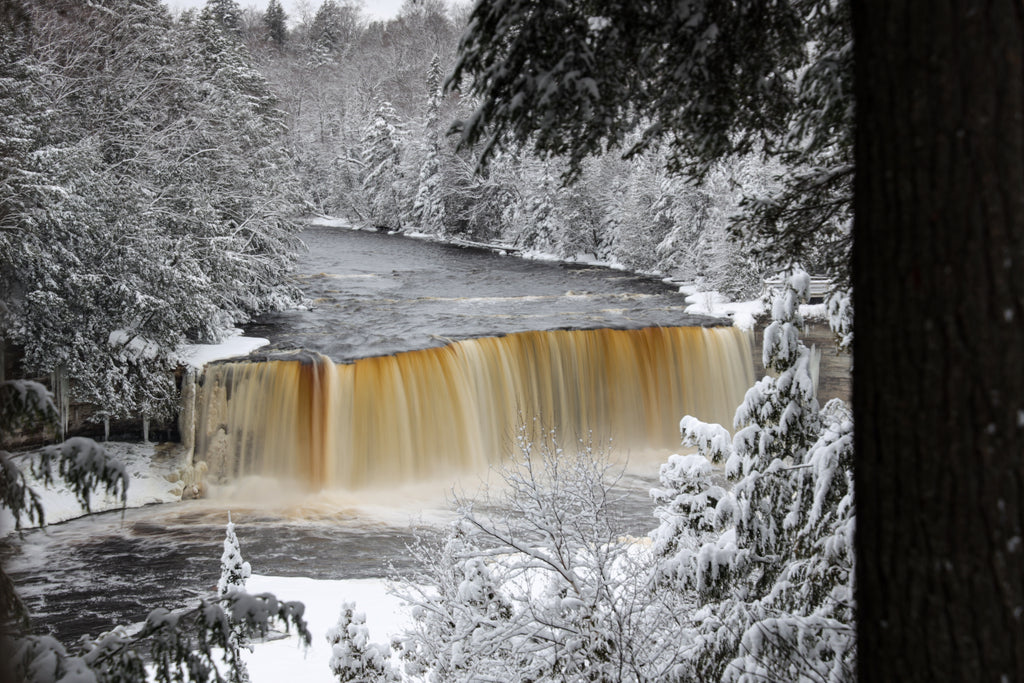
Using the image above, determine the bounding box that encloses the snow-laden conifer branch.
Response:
[327,602,400,682]
[650,268,855,680]
[0,381,127,530]
[5,591,311,683]
[1,383,309,683]
[1,0,302,421]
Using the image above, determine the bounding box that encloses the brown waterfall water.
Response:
[193,325,752,490]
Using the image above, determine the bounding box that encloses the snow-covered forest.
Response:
[0,0,912,681]
[248,0,840,292]
[2,0,852,422]
[1,0,1018,678]
[1,0,304,422]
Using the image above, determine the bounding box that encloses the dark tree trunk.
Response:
[854,2,1024,680]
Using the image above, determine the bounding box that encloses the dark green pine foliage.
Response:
[263,0,286,47]
[201,0,241,32]
[450,0,802,175]
[737,0,853,281]
[310,0,357,56]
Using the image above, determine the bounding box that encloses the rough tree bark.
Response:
[854,2,1024,680]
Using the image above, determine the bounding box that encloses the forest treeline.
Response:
[1,0,302,421]
[250,0,776,294]
[1,0,849,421]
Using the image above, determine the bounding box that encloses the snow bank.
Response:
[681,288,829,330]
[306,215,357,229]
[681,288,765,330]
[244,575,412,683]
[0,442,187,535]
[178,331,269,370]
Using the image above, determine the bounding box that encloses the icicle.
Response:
[179,369,198,455]
[809,343,821,399]
[51,365,69,439]
[142,416,150,444]
[104,416,110,442]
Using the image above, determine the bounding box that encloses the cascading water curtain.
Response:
[193,326,754,489]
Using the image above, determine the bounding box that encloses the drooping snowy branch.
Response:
[650,268,855,680]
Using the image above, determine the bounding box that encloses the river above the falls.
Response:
[244,223,724,361]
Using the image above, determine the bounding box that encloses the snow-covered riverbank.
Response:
[243,574,411,683]
[0,441,188,535]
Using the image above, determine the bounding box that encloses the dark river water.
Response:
[246,224,722,360]
[5,225,720,641]
[4,472,663,641]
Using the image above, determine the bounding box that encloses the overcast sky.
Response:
[165,0,406,23]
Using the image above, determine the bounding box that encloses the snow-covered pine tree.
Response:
[649,170,700,275]
[518,161,560,252]
[202,0,242,32]
[727,397,855,681]
[411,55,446,234]
[3,0,300,424]
[217,513,254,682]
[692,156,772,300]
[826,286,854,352]
[650,450,732,590]
[424,53,442,123]
[651,267,855,681]
[218,512,252,597]
[262,0,287,47]
[728,269,821,565]
[361,100,404,230]
[597,153,671,271]
[327,602,400,682]
[309,0,359,57]
[411,141,444,233]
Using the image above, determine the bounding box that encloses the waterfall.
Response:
[191,326,753,489]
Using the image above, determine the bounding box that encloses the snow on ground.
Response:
[244,575,412,683]
[238,543,661,682]
[306,215,358,229]
[679,286,765,330]
[0,441,187,535]
[679,285,827,330]
[178,330,270,370]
